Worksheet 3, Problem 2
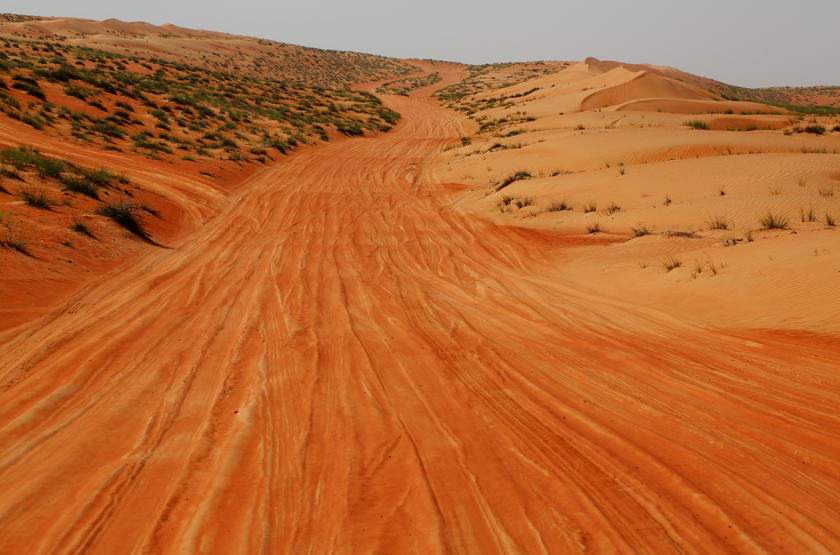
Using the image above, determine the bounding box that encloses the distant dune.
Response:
[0,15,423,87]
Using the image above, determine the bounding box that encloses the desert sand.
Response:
[1,18,839,555]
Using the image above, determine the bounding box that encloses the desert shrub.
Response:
[95,200,148,237]
[337,123,364,136]
[798,205,817,222]
[20,187,56,209]
[705,215,730,230]
[496,170,532,191]
[81,167,114,187]
[91,122,127,138]
[582,200,598,213]
[61,175,99,199]
[685,120,709,130]
[759,212,789,229]
[11,81,46,100]
[1,224,28,253]
[546,199,572,212]
[660,256,683,272]
[602,202,620,215]
[70,216,94,237]
[803,125,825,135]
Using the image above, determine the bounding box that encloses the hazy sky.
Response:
[3,0,838,88]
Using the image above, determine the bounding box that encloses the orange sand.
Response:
[0,23,838,554]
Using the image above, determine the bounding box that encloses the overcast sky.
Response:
[3,0,838,88]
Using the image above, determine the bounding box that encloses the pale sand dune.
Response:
[466,57,777,118]
[580,71,713,111]
[437,56,840,338]
[22,17,168,37]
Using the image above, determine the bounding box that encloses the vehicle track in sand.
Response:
[1,93,839,554]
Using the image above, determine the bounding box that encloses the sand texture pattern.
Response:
[1,91,840,554]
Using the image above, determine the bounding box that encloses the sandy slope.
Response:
[1,89,839,554]
[0,17,420,87]
[436,58,840,337]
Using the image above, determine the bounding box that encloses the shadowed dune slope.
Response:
[1,93,839,554]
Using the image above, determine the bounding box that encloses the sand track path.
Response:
[1,95,839,554]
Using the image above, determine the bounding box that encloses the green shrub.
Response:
[61,175,99,199]
[20,187,56,209]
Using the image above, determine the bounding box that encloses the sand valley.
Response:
[0,15,839,554]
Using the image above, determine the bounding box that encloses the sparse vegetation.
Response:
[582,200,598,213]
[1,217,29,254]
[759,212,789,229]
[601,202,620,215]
[685,120,709,130]
[0,37,404,166]
[434,61,568,107]
[660,256,683,272]
[798,204,817,222]
[631,225,652,237]
[70,215,94,237]
[61,175,100,199]
[545,199,572,212]
[20,187,56,209]
[585,222,605,234]
[376,72,442,96]
[95,200,148,238]
[496,170,532,191]
[705,215,731,230]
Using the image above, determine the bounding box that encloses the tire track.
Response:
[0,95,838,554]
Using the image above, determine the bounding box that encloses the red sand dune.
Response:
[2,88,840,554]
[0,16,839,551]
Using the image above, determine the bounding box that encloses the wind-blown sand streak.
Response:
[1,95,839,554]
